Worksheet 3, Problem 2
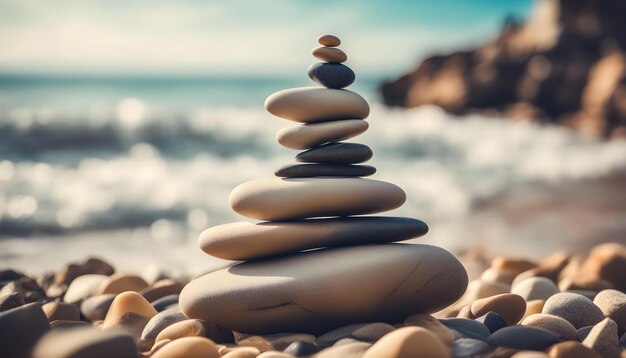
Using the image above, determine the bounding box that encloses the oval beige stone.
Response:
[200,217,427,261]
[318,35,340,47]
[276,120,368,150]
[230,178,405,221]
[152,336,219,358]
[362,327,451,358]
[180,244,467,335]
[312,46,347,63]
[521,313,578,341]
[265,87,369,123]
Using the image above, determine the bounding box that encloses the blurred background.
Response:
[1,0,625,275]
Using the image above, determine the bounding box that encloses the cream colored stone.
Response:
[230,177,405,221]
[180,244,467,334]
[97,274,148,295]
[151,336,219,358]
[265,87,369,123]
[276,120,367,150]
[362,327,450,358]
[63,274,108,303]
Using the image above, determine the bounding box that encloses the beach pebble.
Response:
[236,335,273,352]
[275,163,375,178]
[140,279,183,303]
[542,292,605,329]
[97,273,148,295]
[361,327,450,358]
[478,311,508,333]
[152,294,179,311]
[318,35,340,47]
[578,326,593,341]
[439,318,491,341]
[265,87,369,123]
[42,301,80,321]
[0,277,46,303]
[63,274,108,304]
[582,318,621,358]
[572,243,626,292]
[487,326,559,350]
[512,277,560,301]
[229,177,405,221]
[32,327,137,358]
[141,308,187,340]
[452,338,491,357]
[312,46,347,63]
[471,293,526,325]
[521,314,578,341]
[316,322,393,347]
[308,62,355,89]
[548,341,602,358]
[276,119,368,150]
[283,341,320,356]
[480,267,517,285]
[405,313,455,344]
[451,279,510,311]
[0,292,25,312]
[181,244,467,334]
[314,341,371,358]
[200,217,427,261]
[222,347,262,358]
[296,142,372,164]
[593,289,626,330]
[80,294,115,321]
[522,299,546,321]
[0,302,50,358]
[259,333,315,350]
[151,336,219,358]
[54,257,114,287]
[102,291,157,339]
[156,319,233,344]
[491,257,537,276]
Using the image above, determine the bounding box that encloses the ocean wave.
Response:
[1,100,626,237]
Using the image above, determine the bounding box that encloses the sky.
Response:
[0,0,534,77]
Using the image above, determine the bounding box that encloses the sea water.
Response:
[1,74,626,275]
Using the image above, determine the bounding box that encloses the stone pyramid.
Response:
[179,35,468,335]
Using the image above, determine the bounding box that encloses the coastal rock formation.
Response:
[180,35,468,334]
[380,0,626,139]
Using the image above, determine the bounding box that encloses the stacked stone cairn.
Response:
[178,34,469,335]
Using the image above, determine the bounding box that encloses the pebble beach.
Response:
[1,34,626,358]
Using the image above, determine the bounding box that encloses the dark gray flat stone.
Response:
[439,318,491,342]
[487,326,559,350]
[275,164,376,178]
[477,311,508,333]
[308,62,355,89]
[296,143,372,164]
[452,338,491,357]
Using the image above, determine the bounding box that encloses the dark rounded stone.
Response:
[275,163,376,178]
[284,341,320,356]
[478,311,508,333]
[0,302,50,358]
[308,62,355,89]
[620,332,626,348]
[0,292,26,312]
[151,294,179,312]
[487,325,559,350]
[439,318,491,342]
[578,325,593,341]
[296,143,372,164]
[452,338,491,357]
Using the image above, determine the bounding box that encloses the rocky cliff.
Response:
[380,0,626,139]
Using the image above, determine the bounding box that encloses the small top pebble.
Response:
[318,35,340,47]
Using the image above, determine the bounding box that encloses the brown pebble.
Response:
[593,289,626,330]
[457,305,474,319]
[54,257,114,286]
[548,341,601,358]
[32,327,137,358]
[404,313,455,344]
[480,267,517,285]
[317,35,340,47]
[311,46,347,63]
[102,291,157,339]
[573,243,626,292]
[98,274,149,295]
[151,336,219,358]
[522,299,546,321]
[42,301,80,322]
[491,256,537,276]
[222,346,262,358]
[582,318,621,358]
[521,314,578,341]
[362,327,450,358]
[140,279,183,303]
[471,293,526,325]
[156,319,233,345]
